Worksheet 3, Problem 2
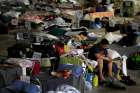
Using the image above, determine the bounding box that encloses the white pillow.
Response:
[104,32,123,44]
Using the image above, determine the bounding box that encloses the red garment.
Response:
[31,60,40,76]
[55,44,65,55]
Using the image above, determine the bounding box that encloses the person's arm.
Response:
[103,54,112,61]
[95,52,105,59]
[95,52,112,61]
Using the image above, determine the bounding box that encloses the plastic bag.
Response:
[56,85,81,93]
[92,75,98,87]
[85,81,92,91]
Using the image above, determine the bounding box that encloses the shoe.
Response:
[106,77,127,90]
[120,76,136,86]
[99,80,106,86]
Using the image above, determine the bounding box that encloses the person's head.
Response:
[78,31,88,40]
[95,18,101,24]
[102,17,109,21]
[99,39,109,49]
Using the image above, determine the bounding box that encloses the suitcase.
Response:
[0,64,22,88]
[0,88,14,93]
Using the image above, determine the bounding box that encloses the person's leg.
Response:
[97,59,105,81]
[108,60,113,78]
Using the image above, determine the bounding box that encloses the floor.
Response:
[0,34,140,93]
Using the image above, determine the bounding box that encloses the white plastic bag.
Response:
[85,81,93,91]
[122,55,128,76]
[56,85,81,93]
[86,59,98,68]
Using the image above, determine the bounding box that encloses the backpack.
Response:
[117,33,138,46]
[127,52,140,70]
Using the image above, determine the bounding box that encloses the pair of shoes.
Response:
[120,76,136,86]
[99,80,106,86]
[106,77,127,90]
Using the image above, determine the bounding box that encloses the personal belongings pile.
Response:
[48,85,81,93]
[0,0,139,93]
[0,58,42,93]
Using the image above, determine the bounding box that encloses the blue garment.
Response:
[91,22,102,29]
[85,73,94,84]
[8,80,40,93]
[96,6,105,12]
[72,66,83,77]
